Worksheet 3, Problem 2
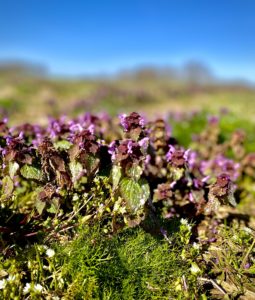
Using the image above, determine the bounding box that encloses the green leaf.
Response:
[35,197,46,215]
[47,197,60,214]
[120,177,150,212]
[20,165,43,181]
[54,140,73,150]
[9,161,19,179]
[228,185,237,207]
[169,166,184,181]
[111,165,122,189]
[86,154,99,173]
[81,214,93,224]
[228,193,237,207]
[69,160,83,183]
[126,164,143,181]
[0,176,14,201]
[139,178,150,204]
[205,192,221,215]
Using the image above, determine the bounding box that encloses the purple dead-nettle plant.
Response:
[200,154,240,181]
[183,149,198,170]
[69,122,84,133]
[72,129,99,155]
[205,173,237,214]
[110,140,146,164]
[108,141,117,162]
[207,115,219,125]
[119,112,146,140]
[166,145,191,168]
[47,116,72,140]
[166,145,175,162]
[138,137,150,155]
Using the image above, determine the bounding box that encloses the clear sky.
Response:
[0,0,255,80]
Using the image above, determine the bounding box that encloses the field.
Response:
[1,72,255,299]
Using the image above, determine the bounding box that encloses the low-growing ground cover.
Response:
[0,111,255,299]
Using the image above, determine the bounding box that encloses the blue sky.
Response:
[0,0,255,80]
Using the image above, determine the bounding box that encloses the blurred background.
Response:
[0,0,255,124]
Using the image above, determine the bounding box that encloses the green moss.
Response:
[55,224,202,299]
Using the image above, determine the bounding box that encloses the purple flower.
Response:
[166,145,190,168]
[189,192,195,202]
[138,137,149,154]
[145,154,151,165]
[108,141,117,161]
[184,149,197,169]
[244,263,250,269]
[88,124,95,135]
[69,123,83,133]
[207,115,219,125]
[127,140,133,154]
[118,112,145,132]
[119,114,128,131]
[166,145,175,162]
[201,155,240,181]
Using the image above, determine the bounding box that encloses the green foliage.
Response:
[1,109,255,299]
[0,176,13,201]
[20,165,43,181]
[120,177,150,213]
[111,165,122,190]
[56,224,202,299]
[69,160,83,183]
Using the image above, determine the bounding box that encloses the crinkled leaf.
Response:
[69,160,83,183]
[120,177,150,213]
[86,154,99,174]
[228,194,237,207]
[169,166,184,181]
[126,164,143,181]
[204,192,221,215]
[20,165,43,181]
[47,197,60,214]
[111,165,122,189]
[139,178,150,204]
[54,140,73,150]
[9,161,19,179]
[0,176,13,201]
[227,185,237,207]
[35,197,46,215]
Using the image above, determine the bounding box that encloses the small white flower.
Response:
[52,297,60,300]
[140,197,146,206]
[192,242,200,250]
[0,279,7,290]
[243,227,252,234]
[23,283,31,294]
[46,248,55,258]
[180,218,188,225]
[34,283,43,293]
[7,275,16,282]
[232,234,238,241]
[180,218,191,231]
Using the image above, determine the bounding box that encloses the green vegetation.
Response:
[0,74,255,299]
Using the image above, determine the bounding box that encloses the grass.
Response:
[1,221,204,299]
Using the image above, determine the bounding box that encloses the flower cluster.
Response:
[0,111,253,249]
